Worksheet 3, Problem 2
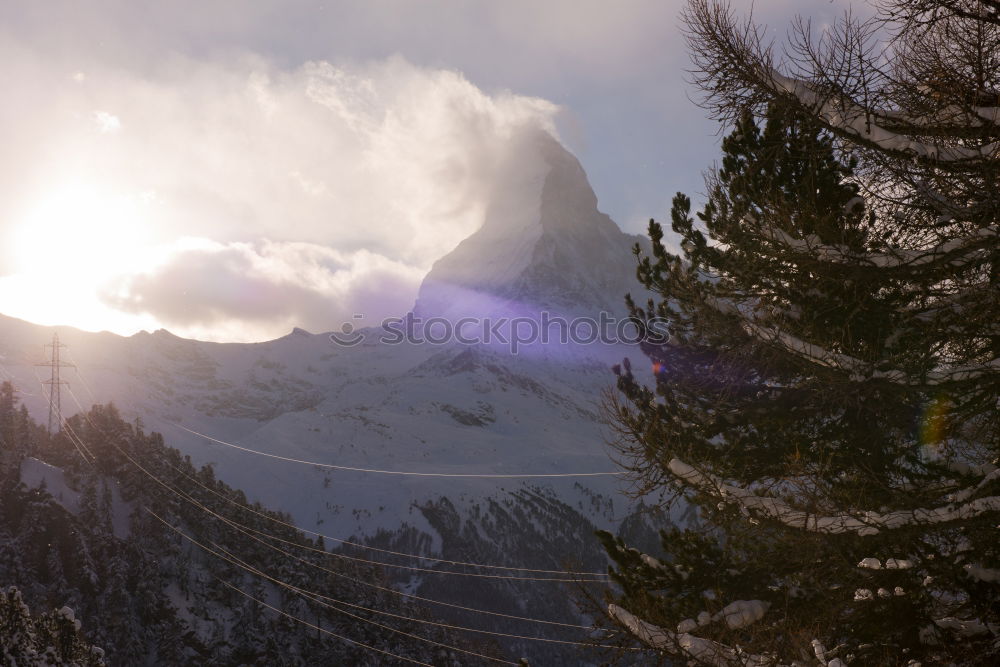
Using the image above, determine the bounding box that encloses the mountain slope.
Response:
[1,394,484,665]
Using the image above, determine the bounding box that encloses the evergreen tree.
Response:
[0,586,106,665]
[599,1,999,664]
[0,382,30,476]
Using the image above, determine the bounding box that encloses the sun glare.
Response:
[0,184,158,333]
[11,185,152,275]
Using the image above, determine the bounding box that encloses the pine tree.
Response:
[0,382,29,476]
[0,586,106,665]
[598,1,999,664]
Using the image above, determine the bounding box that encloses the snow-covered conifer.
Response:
[600,1,999,663]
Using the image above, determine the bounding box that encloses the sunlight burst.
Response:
[11,184,153,275]
[0,184,158,332]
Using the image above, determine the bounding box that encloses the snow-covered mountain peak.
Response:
[414,130,649,322]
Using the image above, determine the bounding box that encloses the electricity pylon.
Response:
[36,332,73,433]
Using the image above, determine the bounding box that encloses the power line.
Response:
[18,358,476,662]
[63,382,608,579]
[218,577,437,666]
[0,363,38,397]
[64,387,604,587]
[74,417,602,655]
[215,511,594,581]
[151,508,621,654]
[127,431,591,581]
[50,368,637,665]
[57,365,622,650]
[204,491,609,631]
[60,414,96,463]
[163,447,609,577]
[66,395,611,633]
[214,572,437,666]
[147,509,519,665]
[213,537,617,652]
[6,354,625,658]
[168,421,624,479]
[206,512,622,643]
[62,351,98,404]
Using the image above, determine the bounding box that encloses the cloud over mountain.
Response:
[101,239,423,339]
[0,44,559,339]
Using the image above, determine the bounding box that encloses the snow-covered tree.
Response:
[0,382,32,475]
[599,1,999,664]
[0,586,106,666]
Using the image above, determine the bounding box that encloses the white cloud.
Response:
[101,238,424,340]
[0,43,560,339]
[92,110,121,133]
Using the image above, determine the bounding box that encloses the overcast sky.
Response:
[0,0,852,341]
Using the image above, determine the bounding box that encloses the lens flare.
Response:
[919,393,952,457]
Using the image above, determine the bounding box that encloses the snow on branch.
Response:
[915,180,998,220]
[762,225,998,270]
[607,604,773,667]
[677,600,772,634]
[947,468,1000,504]
[908,287,998,327]
[812,639,846,667]
[767,71,999,163]
[741,319,1000,386]
[933,616,997,637]
[740,320,873,376]
[877,104,1000,130]
[974,106,1000,125]
[944,459,998,478]
[609,603,843,667]
[963,563,1000,583]
[703,292,999,386]
[667,458,1000,537]
[717,600,771,630]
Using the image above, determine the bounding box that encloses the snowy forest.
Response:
[0,384,508,664]
[2,0,999,665]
